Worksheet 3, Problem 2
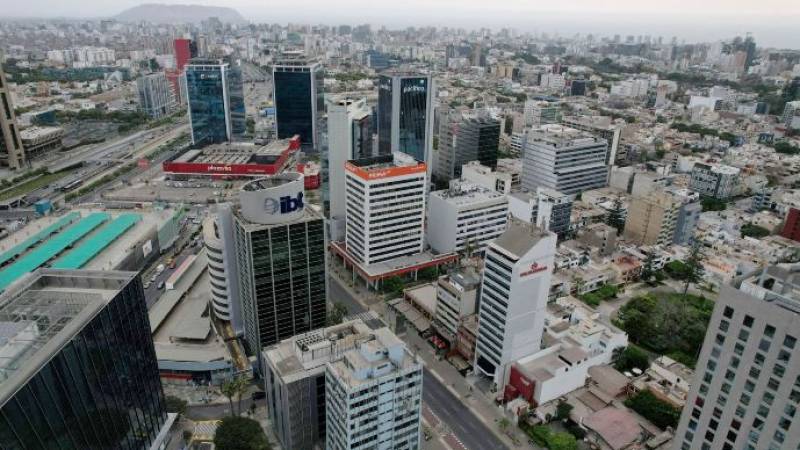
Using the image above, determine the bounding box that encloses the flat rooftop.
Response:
[0,269,135,405]
[328,328,417,388]
[173,138,297,165]
[347,152,423,171]
[431,183,506,207]
[491,219,554,261]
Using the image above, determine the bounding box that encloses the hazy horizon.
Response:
[2,0,800,49]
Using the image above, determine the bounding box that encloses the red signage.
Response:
[520,262,548,277]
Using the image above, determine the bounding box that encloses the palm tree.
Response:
[221,376,249,417]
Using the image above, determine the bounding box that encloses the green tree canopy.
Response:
[214,416,271,450]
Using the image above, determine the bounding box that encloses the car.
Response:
[157,281,165,290]
[251,391,266,401]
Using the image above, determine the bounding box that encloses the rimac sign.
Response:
[264,192,304,215]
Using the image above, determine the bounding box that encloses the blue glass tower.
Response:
[185,59,245,146]
[376,72,434,168]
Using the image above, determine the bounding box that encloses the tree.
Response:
[614,346,650,372]
[741,223,770,238]
[624,391,681,429]
[701,196,727,212]
[498,417,510,432]
[382,276,404,296]
[640,252,656,284]
[214,416,271,450]
[164,395,188,418]
[327,302,348,326]
[555,400,573,421]
[221,377,249,417]
[683,241,705,295]
[606,197,626,233]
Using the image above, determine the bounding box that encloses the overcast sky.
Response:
[3,0,799,48]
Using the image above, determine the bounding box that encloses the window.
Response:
[767,378,780,392]
[763,392,775,406]
[778,350,791,363]
[716,334,725,345]
[734,343,745,356]
[759,339,771,352]
[764,325,776,338]
[755,353,766,366]
[709,419,719,430]
[730,356,740,368]
[711,346,722,359]
[723,306,734,318]
[735,406,746,418]
[739,329,750,341]
[721,383,731,394]
[740,393,751,406]
[720,320,730,332]
[744,380,755,393]
[744,315,754,328]
[784,335,796,349]
[749,367,761,379]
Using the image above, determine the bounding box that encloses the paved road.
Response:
[328,274,366,315]
[422,370,508,450]
[186,398,265,421]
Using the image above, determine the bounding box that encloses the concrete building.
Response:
[427,181,508,255]
[781,208,800,243]
[461,161,513,194]
[689,163,740,200]
[508,188,573,239]
[0,269,174,449]
[18,126,63,160]
[327,97,372,239]
[524,100,560,127]
[623,189,680,246]
[203,215,235,323]
[437,110,501,182]
[669,188,702,245]
[673,265,800,450]
[137,71,176,119]
[263,319,373,450]
[344,153,427,266]
[433,268,480,343]
[522,124,610,196]
[0,60,26,169]
[577,223,618,257]
[561,115,622,165]
[233,173,327,362]
[783,100,800,129]
[325,327,422,450]
[474,219,558,388]
[377,71,435,174]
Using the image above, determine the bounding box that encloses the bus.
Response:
[60,179,84,192]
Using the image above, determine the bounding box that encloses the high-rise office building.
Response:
[524,100,560,127]
[427,181,509,255]
[173,38,195,72]
[437,110,501,182]
[0,60,25,170]
[673,265,800,450]
[474,220,557,388]
[689,163,740,200]
[508,187,573,239]
[344,153,427,266]
[137,72,176,119]
[263,319,374,450]
[325,327,422,450]
[273,59,324,149]
[327,98,372,239]
[185,59,245,146]
[0,269,172,449]
[781,207,800,243]
[233,173,327,360]
[377,72,434,168]
[521,124,610,196]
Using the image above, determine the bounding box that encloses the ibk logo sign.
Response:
[520,262,548,277]
[264,192,304,215]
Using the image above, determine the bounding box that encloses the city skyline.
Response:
[1,1,800,49]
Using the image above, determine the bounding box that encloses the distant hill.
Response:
[114,3,246,24]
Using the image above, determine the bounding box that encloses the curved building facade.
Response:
[204,216,231,321]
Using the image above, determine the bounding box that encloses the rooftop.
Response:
[0,270,135,405]
[739,264,800,313]
[431,182,506,207]
[328,328,418,388]
[491,219,554,261]
[172,137,299,166]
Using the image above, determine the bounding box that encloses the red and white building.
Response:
[162,135,300,178]
[344,153,427,266]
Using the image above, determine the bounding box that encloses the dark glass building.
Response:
[232,175,327,364]
[0,269,170,450]
[376,72,434,166]
[273,61,324,150]
[436,111,501,182]
[185,59,245,146]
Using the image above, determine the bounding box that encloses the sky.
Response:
[2,0,800,48]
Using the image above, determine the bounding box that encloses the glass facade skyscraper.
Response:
[185,59,245,146]
[376,72,434,168]
[232,175,327,363]
[0,270,169,450]
[273,61,324,150]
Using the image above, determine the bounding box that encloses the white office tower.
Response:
[522,124,610,196]
[203,216,231,321]
[673,265,800,450]
[427,181,509,255]
[474,219,558,388]
[325,328,423,450]
[345,153,427,266]
[327,98,373,240]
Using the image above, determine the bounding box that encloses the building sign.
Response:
[520,262,548,277]
[264,192,304,215]
[345,162,426,181]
